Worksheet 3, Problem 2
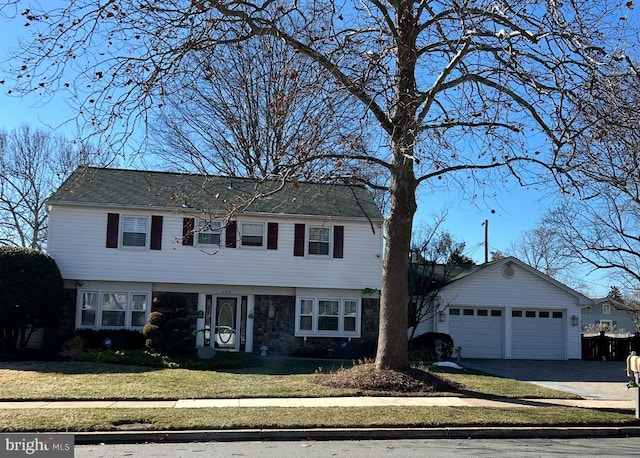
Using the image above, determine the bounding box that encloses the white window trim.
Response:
[295,297,361,337]
[197,219,223,247]
[240,222,265,249]
[77,290,150,330]
[121,215,150,249]
[307,225,332,257]
[602,303,611,314]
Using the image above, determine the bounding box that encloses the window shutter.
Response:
[106,213,120,248]
[294,223,305,257]
[267,222,279,250]
[226,221,237,248]
[333,225,344,258]
[150,215,163,250]
[182,218,194,246]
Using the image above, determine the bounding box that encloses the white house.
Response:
[412,257,592,360]
[47,167,384,356]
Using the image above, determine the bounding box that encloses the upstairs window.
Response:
[107,214,162,250]
[294,223,343,258]
[241,223,264,247]
[122,216,148,247]
[198,221,222,246]
[308,227,331,256]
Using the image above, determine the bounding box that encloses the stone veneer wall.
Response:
[253,295,380,358]
[253,295,297,355]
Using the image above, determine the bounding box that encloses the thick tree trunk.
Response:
[374,0,419,371]
[375,166,417,370]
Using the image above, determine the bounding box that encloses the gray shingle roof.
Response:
[48,167,384,220]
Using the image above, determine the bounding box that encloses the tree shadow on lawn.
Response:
[231,356,355,375]
[0,360,162,375]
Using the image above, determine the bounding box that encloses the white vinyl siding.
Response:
[47,206,383,290]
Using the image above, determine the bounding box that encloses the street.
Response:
[76,438,640,457]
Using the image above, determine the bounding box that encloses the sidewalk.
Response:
[0,395,634,410]
[2,396,639,443]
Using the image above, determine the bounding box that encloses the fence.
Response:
[582,332,640,361]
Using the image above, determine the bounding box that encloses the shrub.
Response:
[73,329,147,350]
[409,332,454,362]
[0,247,64,350]
[143,293,193,352]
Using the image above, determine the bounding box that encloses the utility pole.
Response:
[483,219,489,263]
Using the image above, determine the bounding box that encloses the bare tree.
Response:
[0,125,90,250]
[543,60,640,291]
[507,225,574,279]
[408,215,472,341]
[3,0,635,370]
[149,36,372,181]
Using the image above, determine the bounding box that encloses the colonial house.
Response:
[411,257,593,360]
[46,167,384,357]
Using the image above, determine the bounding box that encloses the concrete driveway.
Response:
[462,359,635,400]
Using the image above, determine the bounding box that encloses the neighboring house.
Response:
[581,297,637,335]
[412,257,592,360]
[46,167,384,356]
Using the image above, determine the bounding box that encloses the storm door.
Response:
[214,297,239,350]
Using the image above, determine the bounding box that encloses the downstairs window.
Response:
[78,291,150,330]
[295,297,361,337]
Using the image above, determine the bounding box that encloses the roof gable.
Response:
[48,167,384,220]
[440,256,593,305]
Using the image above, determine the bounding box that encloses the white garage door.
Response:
[447,307,504,358]
[511,309,566,360]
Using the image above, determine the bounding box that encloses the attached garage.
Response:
[412,257,590,360]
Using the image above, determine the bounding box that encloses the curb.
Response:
[73,426,640,444]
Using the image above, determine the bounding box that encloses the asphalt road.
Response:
[75,438,640,457]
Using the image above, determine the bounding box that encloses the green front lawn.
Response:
[0,353,637,431]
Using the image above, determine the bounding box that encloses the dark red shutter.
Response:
[267,222,279,250]
[106,213,119,248]
[182,218,194,246]
[294,223,305,257]
[333,225,344,258]
[226,221,237,248]
[150,215,163,250]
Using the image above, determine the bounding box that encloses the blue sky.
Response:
[0,9,610,294]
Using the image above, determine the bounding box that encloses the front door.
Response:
[214,297,238,350]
